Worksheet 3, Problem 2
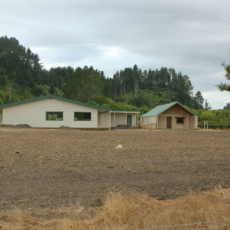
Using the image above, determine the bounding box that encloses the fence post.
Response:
[204,122,208,130]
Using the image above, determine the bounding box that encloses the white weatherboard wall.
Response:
[142,116,156,124]
[3,98,98,128]
[158,116,167,129]
[130,113,137,126]
[111,113,126,126]
[98,112,110,127]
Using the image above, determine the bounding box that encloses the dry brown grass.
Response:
[1,187,230,230]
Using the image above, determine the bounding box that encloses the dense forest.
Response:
[2,35,229,126]
[0,36,207,108]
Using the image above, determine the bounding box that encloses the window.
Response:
[176,117,185,124]
[46,112,63,121]
[74,112,91,121]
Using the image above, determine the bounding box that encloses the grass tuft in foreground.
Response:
[1,187,230,230]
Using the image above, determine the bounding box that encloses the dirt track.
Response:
[0,128,230,218]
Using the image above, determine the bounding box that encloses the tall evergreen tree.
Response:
[65,66,104,103]
[194,91,204,109]
[217,62,230,91]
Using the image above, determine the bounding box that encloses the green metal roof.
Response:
[141,101,196,117]
[111,110,140,113]
[0,95,112,110]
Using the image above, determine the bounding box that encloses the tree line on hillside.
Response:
[65,65,208,110]
[188,106,230,127]
[0,35,209,113]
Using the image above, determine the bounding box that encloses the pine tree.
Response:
[217,62,230,91]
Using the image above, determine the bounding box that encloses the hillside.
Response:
[0,35,206,113]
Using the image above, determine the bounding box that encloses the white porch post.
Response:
[187,114,188,129]
[195,116,198,129]
[109,111,111,130]
[97,112,99,128]
[114,112,115,127]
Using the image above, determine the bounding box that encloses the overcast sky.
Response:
[1,0,230,109]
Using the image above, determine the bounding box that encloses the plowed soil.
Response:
[0,128,230,218]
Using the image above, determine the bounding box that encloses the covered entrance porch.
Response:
[98,110,140,129]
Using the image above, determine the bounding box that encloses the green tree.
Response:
[0,90,4,105]
[204,99,212,111]
[50,84,55,95]
[65,66,104,103]
[217,63,230,91]
[194,91,204,109]
[223,103,230,110]
[0,69,6,87]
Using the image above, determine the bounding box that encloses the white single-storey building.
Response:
[0,95,140,129]
[141,102,198,129]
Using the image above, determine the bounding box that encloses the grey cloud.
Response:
[1,0,230,109]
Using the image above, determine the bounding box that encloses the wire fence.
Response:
[194,223,230,229]
[134,218,230,230]
[198,124,230,129]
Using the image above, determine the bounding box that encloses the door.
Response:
[127,115,132,126]
[167,117,172,129]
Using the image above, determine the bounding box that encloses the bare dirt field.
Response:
[0,128,230,218]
